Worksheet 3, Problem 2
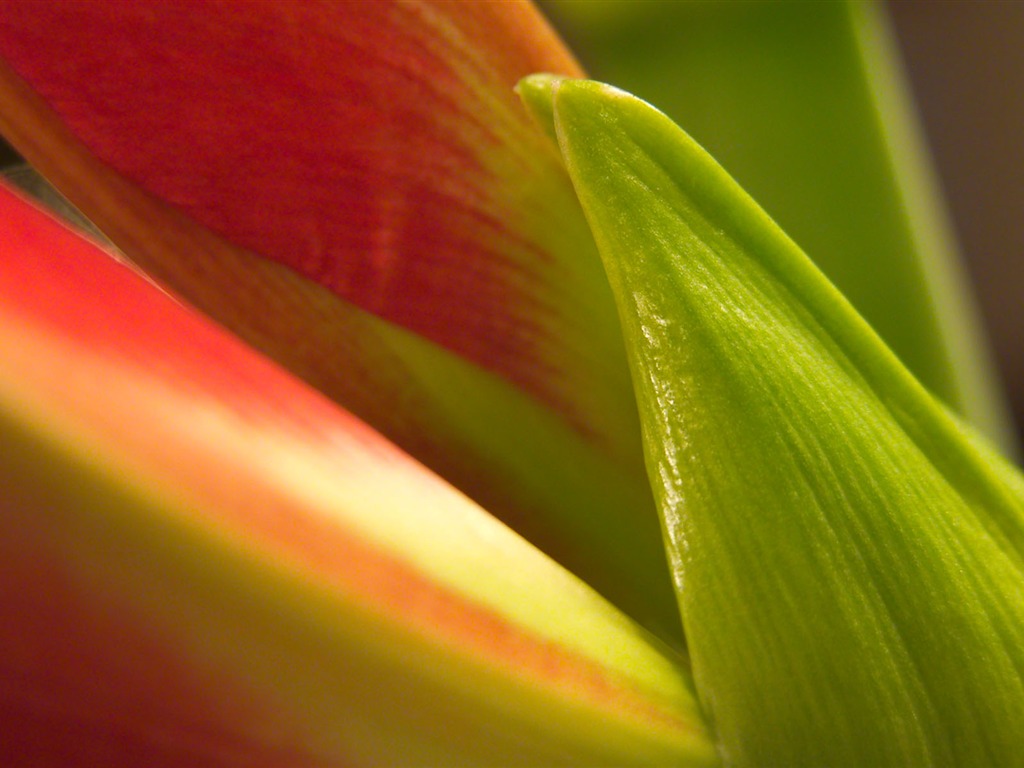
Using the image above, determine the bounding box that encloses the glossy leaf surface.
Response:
[526,76,1024,766]
[0,183,715,766]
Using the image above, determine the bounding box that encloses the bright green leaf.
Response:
[541,0,1016,455]
[526,76,1024,766]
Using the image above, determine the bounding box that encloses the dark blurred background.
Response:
[0,133,16,167]
[887,0,1024,444]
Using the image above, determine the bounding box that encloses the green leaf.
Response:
[525,76,1024,766]
[540,0,1016,455]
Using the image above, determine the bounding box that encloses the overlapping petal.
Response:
[523,76,1024,766]
[0,183,716,766]
[0,0,680,643]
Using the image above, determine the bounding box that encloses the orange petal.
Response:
[0,0,678,644]
[0,184,714,765]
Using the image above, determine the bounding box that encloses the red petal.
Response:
[0,1,598,422]
[0,2,678,644]
[0,184,712,765]
[0,524,329,767]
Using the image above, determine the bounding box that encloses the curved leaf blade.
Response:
[536,77,1024,766]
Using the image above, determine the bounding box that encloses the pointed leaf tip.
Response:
[537,2,1016,455]
[549,79,1024,766]
[516,73,566,144]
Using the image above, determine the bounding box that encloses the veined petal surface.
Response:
[0,0,679,643]
[0,0,613,434]
[0,184,715,766]
[529,77,1024,766]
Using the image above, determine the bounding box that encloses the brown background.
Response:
[887,0,1024,448]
